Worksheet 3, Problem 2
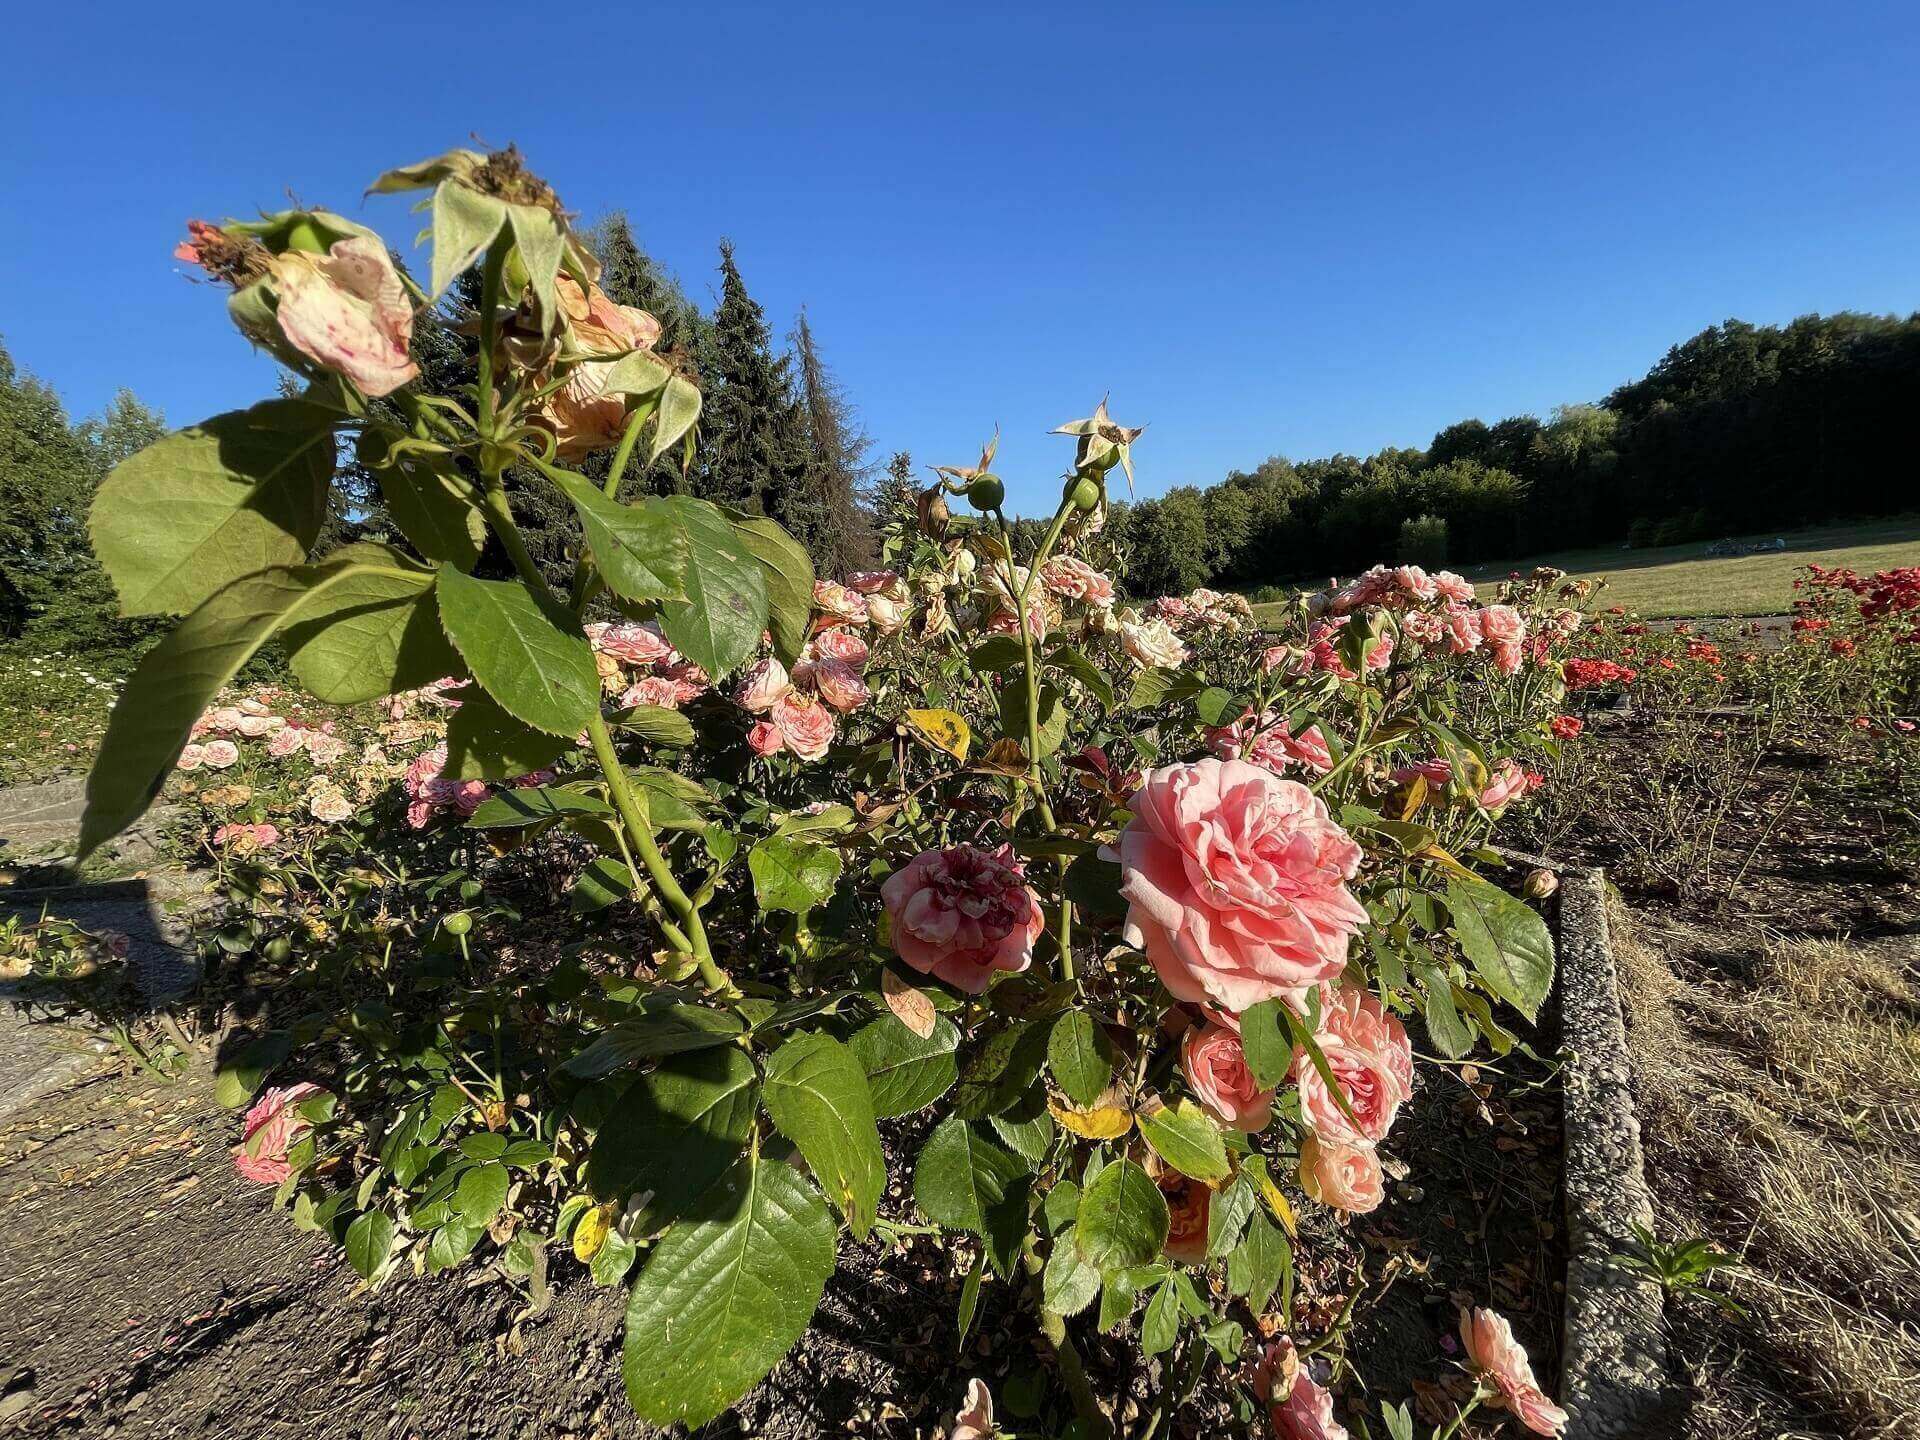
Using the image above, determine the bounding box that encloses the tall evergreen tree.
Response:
[0,339,100,638]
[789,308,876,572]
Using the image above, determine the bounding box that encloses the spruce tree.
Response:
[790,308,876,572]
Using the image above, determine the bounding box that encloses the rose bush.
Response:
[82,146,1581,1437]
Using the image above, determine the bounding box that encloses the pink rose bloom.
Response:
[235,713,285,738]
[986,603,1048,642]
[733,656,793,713]
[1489,639,1526,676]
[881,843,1043,994]
[1260,644,1303,674]
[949,1379,996,1440]
[1208,711,1334,777]
[865,592,904,632]
[1478,759,1532,812]
[1041,556,1117,607]
[620,675,691,711]
[588,620,677,668]
[1113,760,1369,1014]
[304,732,350,767]
[1365,631,1394,671]
[1459,1308,1569,1436]
[1256,1338,1350,1440]
[1400,609,1444,646]
[813,580,869,625]
[1298,1132,1383,1213]
[201,740,240,770]
[233,1082,323,1184]
[1432,570,1475,603]
[810,628,870,668]
[800,656,869,713]
[1393,757,1453,787]
[747,720,785,757]
[176,743,207,772]
[1392,565,1437,603]
[271,237,419,398]
[1182,1023,1275,1131]
[212,822,280,851]
[1441,604,1482,654]
[205,706,246,734]
[846,569,905,597]
[1296,988,1413,1145]
[309,791,355,824]
[1147,595,1192,622]
[266,727,307,759]
[770,693,835,761]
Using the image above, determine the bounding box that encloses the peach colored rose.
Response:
[1295,988,1413,1146]
[1256,1337,1350,1440]
[619,675,689,711]
[1159,1170,1211,1263]
[1401,609,1444,646]
[212,822,280,852]
[1298,1133,1383,1214]
[271,237,419,398]
[1392,565,1437,602]
[770,692,835,761]
[747,721,784,757]
[800,656,870,713]
[733,656,793,713]
[1459,1308,1569,1436]
[881,843,1043,993]
[1432,570,1475,603]
[1393,757,1453,787]
[1041,555,1116,607]
[865,592,904,632]
[809,628,870,668]
[587,620,677,667]
[309,790,355,824]
[539,275,664,458]
[846,569,905,597]
[949,1379,996,1440]
[1120,617,1188,669]
[1441,604,1482,654]
[1181,1023,1275,1131]
[1112,760,1369,1014]
[304,732,350,767]
[234,1082,323,1184]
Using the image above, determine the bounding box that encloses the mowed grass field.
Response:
[1248,517,1920,623]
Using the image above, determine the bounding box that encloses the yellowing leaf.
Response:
[573,1201,615,1262]
[1256,1170,1298,1239]
[881,968,937,1040]
[1048,1090,1134,1140]
[904,708,971,762]
[1390,775,1428,821]
[1415,842,1478,881]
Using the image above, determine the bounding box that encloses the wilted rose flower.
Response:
[1158,1170,1211,1263]
[1296,988,1413,1146]
[810,628,870,668]
[309,789,355,823]
[538,275,664,457]
[1523,868,1559,899]
[949,1379,997,1440]
[846,569,906,598]
[1120,617,1188,669]
[1459,1308,1569,1436]
[1182,1023,1274,1131]
[201,740,240,770]
[770,692,835,761]
[881,843,1043,993]
[800,656,869,713]
[1112,760,1368,1014]
[813,580,868,626]
[1041,555,1116,608]
[212,822,280,852]
[271,237,419,398]
[1298,1132,1383,1213]
[733,656,793,713]
[865,592,904,632]
[1257,1337,1350,1440]
[233,1082,323,1184]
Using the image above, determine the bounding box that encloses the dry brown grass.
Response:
[1613,907,1920,1439]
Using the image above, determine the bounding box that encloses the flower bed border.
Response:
[1553,867,1681,1437]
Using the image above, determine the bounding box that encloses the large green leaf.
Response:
[1138,1099,1231,1183]
[1445,876,1556,1022]
[1237,998,1295,1090]
[435,567,599,736]
[547,472,687,602]
[91,395,335,616]
[281,543,460,703]
[429,180,506,299]
[374,453,485,569]
[849,1014,960,1118]
[587,1046,759,1223]
[80,554,390,855]
[623,1157,835,1429]
[654,496,768,677]
[762,1033,884,1238]
[723,509,815,668]
[442,689,572,781]
[1075,1155,1169,1272]
[1047,1011,1118,1107]
[912,1115,1029,1276]
[748,835,843,914]
[344,1210,394,1280]
[1042,1231,1102,1318]
[465,785,613,829]
[562,1005,745,1078]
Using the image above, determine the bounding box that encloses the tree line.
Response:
[1105,312,1920,598]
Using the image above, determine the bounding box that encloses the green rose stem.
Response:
[1434,1390,1486,1440]
[1021,1246,1113,1439]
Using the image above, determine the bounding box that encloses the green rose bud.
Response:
[965,475,1005,511]
[1068,476,1102,511]
[443,911,473,937]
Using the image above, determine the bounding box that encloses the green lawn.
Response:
[1249,517,1920,623]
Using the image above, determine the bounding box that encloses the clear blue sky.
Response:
[5,2,1916,513]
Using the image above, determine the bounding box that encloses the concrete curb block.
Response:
[1555,868,1681,1437]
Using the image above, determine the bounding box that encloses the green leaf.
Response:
[374,452,485,569]
[1063,853,1128,922]
[81,554,390,856]
[723,510,815,668]
[652,375,703,467]
[1194,686,1240,726]
[1138,1099,1231,1183]
[435,567,599,736]
[622,1157,835,1430]
[569,856,634,914]
[968,636,1028,674]
[1206,1168,1260,1258]
[997,677,1067,758]
[426,1218,484,1273]
[344,1210,394,1280]
[1237,999,1294,1090]
[587,1046,758,1224]
[562,1006,746,1078]
[1445,876,1556,1022]
[953,1019,1051,1121]
[282,544,460,703]
[762,1033,885,1238]
[1415,962,1475,1058]
[466,785,614,829]
[1075,1155,1169,1272]
[1226,1209,1292,1311]
[1042,1232,1102,1318]
[1097,1266,1140,1331]
[90,395,335,616]
[507,203,565,333]
[430,180,506,299]
[627,766,717,830]
[548,473,687,602]
[455,1162,509,1224]
[989,1086,1057,1166]
[442,689,572,781]
[1045,643,1115,710]
[613,703,695,748]
[213,1030,291,1108]
[848,1014,960,1118]
[1047,1011,1118,1107]
[654,496,769,677]
[748,835,844,914]
[1141,1281,1180,1356]
[913,1116,1030,1276]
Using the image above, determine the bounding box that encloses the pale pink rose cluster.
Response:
[233,1082,324,1184]
[1316,563,1473,617]
[402,743,489,830]
[1459,1308,1569,1436]
[384,677,467,722]
[212,821,281,852]
[1206,709,1334,776]
[1039,555,1117,610]
[586,621,709,711]
[881,843,1044,993]
[177,740,239,772]
[1270,617,1393,681]
[844,570,908,633]
[182,698,355,777]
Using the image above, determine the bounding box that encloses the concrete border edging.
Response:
[1555,868,1679,1437]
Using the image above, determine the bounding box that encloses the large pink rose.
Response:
[1298,1133,1383,1214]
[1432,570,1475,603]
[234,1082,323,1184]
[1113,760,1369,1014]
[812,580,868,626]
[1295,987,1413,1145]
[1459,1308,1569,1436]
[881,844,1043,993]
[1181,1023,1275,1131]
[770,693,835,761]
[271,237,418,398]
[799,656,869,713]
[1041,555,1116,607]
[809,628,870,668]
[733,656,793,713]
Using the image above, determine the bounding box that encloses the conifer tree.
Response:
[789,309,876,572]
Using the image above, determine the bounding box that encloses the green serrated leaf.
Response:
[587,1046,758,1224]
[1047,1011,1118,1107]
[1139,1099,1231,1183]
[374,452,486,569]
[654,496,768,676]
[913,1115,1030,1277]
[435,567,599,736]
[466,785,613,829]
[722,510,815,668]
[849,1014,960,1118]
[1075,1154,1169,1271]
[548,472,687,602]
[562,1006,745,1078]
[1446,876,1556,1021]
[763,1033,884,1238]
[748,835,843,915]
[442,688,572,781]
[282,543,458,703]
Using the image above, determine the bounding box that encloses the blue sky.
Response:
[4,2,1916,513]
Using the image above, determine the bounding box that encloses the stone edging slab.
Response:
[1554,868,1680,1437]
